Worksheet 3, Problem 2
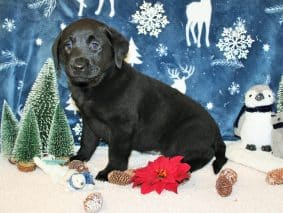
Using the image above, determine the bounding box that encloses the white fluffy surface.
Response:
[226,141,283,173]
[1,145,283,213]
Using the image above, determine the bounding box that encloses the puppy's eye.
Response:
[249,94,252,97]
[89,41,100,50]
[64,41,72,51]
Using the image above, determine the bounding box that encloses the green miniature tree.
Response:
[13,108,41,164]
[277,75,283,112]
[0,100,19,160]
[47,104,74,159]
[22,58,59,153]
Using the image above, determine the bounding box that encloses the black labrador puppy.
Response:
[52,18,227,181]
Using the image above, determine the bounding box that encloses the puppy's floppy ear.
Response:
[105,27,129,69]
[52,32,62,76]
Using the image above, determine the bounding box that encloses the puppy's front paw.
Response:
[96,170,110,181]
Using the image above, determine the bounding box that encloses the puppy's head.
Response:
[52,18,129,87]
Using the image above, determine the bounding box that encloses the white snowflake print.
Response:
[35,38,43,46]
[17,81,24,90]
[265,5,283,25]
[72,119,82,141]
[131,1,169,38]
[65,95,80,115]
[216,17,254,61]
[262,43,270,52]
[206,102,214,110]
[2,18,16,32]
[0,50,27,71]
[27,0,57,18]
[60,23,66,30]
[156,43,168,57]
[228,82,240,95]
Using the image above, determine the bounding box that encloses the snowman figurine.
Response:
[234,85,275,151]
[33,157,95,191]
[271,112,283,158]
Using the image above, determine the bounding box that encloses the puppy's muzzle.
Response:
[71,57,89,73]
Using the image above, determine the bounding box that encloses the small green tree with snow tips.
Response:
[0,100,19,159]
[22,58,59,153]
[13,108,41,163]
[47,105,74,159]
[277,75,283,112]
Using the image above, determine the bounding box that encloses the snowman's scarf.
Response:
[245,105,273,113]
[234,104,274,128]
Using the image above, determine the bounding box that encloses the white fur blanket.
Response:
[1,145,283,213]
[226,141,283,173]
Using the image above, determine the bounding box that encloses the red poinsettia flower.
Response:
[132,156,191,194]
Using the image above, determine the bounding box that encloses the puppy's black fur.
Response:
[52,18,227,181]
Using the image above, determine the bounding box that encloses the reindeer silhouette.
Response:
[95,0,115,17]
[185,0,212,48]
[76,0,87,17]
[168,65,195,94]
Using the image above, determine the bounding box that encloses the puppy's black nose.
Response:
[72,57,89,72]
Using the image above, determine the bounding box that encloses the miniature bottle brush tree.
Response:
[47,104,74,160]
[0,100,19,163]
[13,108,41,172]
[0,58,75,171]
[22,58,59,154]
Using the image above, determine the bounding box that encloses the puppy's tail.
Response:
[212,131,228,174]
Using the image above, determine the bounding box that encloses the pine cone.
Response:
[84,192,103,213]
[107,170,134,185]
[68,160,89,172]
[216,175,233,197]
[124,169,135,177]
[219,168,237,185]
[266,168,283,185]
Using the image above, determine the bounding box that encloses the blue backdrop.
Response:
[0,0,282,144]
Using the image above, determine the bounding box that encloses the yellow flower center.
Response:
[156,169,167,178]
